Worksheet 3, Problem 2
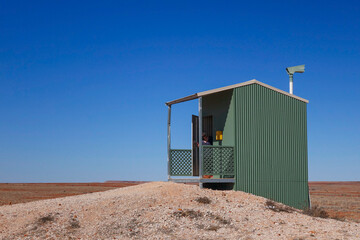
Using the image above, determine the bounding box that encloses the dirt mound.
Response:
[0,182,359,239]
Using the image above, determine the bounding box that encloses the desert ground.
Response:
[0,182,359,239]
[0,181,360,222]
[0,182,143,206]
[1,181,359,222]
[309,181,360,222]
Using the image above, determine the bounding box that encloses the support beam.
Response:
[167,105,171,180]
[198,97,203,188]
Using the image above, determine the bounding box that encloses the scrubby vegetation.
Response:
[265,200,294,213]
[303,205,329,218]
[195,196,211,204]
[38,214,55,224]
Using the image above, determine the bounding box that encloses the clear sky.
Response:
[0,1,359,182]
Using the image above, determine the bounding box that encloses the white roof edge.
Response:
[198,79,309,103]
[256,81,309,103]
[166,79,308,105]
[197,79,258,96]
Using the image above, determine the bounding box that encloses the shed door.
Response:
[192,115,199,176]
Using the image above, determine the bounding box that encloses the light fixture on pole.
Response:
[286,64,305,94]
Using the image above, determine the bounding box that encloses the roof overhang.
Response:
[165,79,309,106]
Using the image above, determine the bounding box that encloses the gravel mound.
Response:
[0,182,359,239]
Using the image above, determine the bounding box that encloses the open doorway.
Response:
[192,115,213,176]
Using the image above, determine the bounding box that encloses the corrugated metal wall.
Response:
[203,90,235,146]
[234,84,309,209]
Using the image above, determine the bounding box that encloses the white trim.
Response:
[197,79,256,96]
[198,79,309,103]
[256,80,308,103]
[165,79,309,105]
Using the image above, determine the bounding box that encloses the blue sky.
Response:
[0,1,359,182]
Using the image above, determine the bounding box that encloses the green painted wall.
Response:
[234,84,309,209]
[202,90,236,147]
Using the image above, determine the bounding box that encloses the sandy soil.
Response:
[1,181,359,222]
[0,182,359,239]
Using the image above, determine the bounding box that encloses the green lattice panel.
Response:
[170,149,192,176]
[203,146,234,175]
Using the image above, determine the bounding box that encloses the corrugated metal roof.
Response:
[165,79,309,106]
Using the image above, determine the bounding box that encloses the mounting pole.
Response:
[289,74,294,94]
[286,64,305,95]
[198,97,203,188]
[167,105,171,181]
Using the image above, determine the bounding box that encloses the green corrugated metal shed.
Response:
[166,80,309,209]
[234,84,309,209]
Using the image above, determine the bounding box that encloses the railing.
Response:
[169,149,192,176]
[169,146,234,177]
[203,146,234,176]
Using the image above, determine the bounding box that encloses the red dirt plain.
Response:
[1,181,359,222]
[309,181,360,222]
[0,182,144,206]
